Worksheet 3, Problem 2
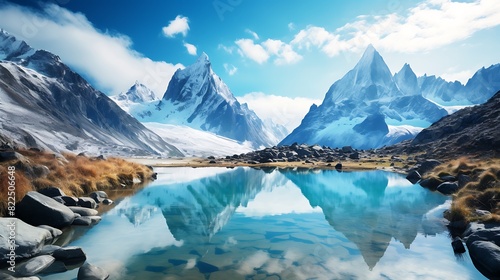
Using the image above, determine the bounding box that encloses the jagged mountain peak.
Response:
[0,29,35,61]
[129,53,277,148]
[197,52,210,63]
[394,63,419,96]
[162,53,236,104]
[353,44,393,83]
[117,82,158,103]
[323,44,399,103]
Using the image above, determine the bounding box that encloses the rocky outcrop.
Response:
[77,262,109,280]
[15,192,75,228]
[0,218,51,263]
[217,143,369,166]
[464,223,500,279]
[392,91,500,158]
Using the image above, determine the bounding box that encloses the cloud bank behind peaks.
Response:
[0,3,183,97]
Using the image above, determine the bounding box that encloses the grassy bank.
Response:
[427,157,500,223]
[0,149,154,216]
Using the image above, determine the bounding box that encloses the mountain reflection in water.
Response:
[44,167,486,280]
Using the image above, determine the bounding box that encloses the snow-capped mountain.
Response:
[126,53,278,148]
[463,64,500,104]
[280,45,447,149]
[116,81,157,103]
[417,74,466,105]
[414,64,500,106]
[0,29,183,156]
[394,63,420,96]
[143,122,253,157]
[112,82,257,156]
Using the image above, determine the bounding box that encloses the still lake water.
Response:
[43,167,486,280]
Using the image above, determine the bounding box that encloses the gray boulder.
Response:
[60,196,79,206]
[14,255,55,277]
[419,177,444,191]
[0,151,25,162]
[72,217,93,226]
[406,170,421,184]
[89,191,108,203]
[78,197,97,209]
[16,192,75,228]
[0,272,40,280]
[416,159,442,175]
[53,246,86,263]
[37,187,66,198]
[68,206,98,217]
[341,146,354,153]
[37,225,62,239]
[465,222,500,245]
[38,245,61,256]
[451,237,466,254]
[77,262,109,280]
[335,163,342,170]
[349,152,360,160]
[102,199,113,205]
[0,218,51,262]
[467,240,500,277]
[437,182,460,195]
[51,196,66,205]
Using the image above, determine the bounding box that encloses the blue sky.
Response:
[0,0,499,128]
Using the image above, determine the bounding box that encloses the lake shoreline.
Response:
[124,156,406,174]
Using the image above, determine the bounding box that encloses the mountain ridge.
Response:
[0,29,183,156]
[124,53,281,148]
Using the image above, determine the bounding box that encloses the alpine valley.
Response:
[1,30,499,156]
[280,45,500,149]
[0,29,183,157]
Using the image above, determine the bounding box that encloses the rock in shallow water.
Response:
[0,218,51,262]
[406,170,421,184]
[68,206,99,217]
[15,255,55,277]
[16,192,75,228]
[77,262,109,280]
[436,182,460,195]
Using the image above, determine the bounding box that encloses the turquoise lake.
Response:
[43,167,486,279]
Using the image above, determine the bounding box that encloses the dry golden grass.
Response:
[0,149,154,216]
[430,157,500,223]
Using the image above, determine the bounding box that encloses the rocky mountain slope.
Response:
[0,29,183,156]
[280,45,499,150]
[395,90,500,158]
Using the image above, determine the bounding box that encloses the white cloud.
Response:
[235,38,270,64]
[183,42,197,56]
[162,15,190,37]
[0,3,183,96]
[288,22,296,31]
[291,0,500,56]
[262,39,302,65]
[237,92,321,132]
[218,43,235,54]
[235,38,301,65]
[223,63,238,75]
[245,28,259,40]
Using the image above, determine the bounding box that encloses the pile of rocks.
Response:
[404,159,500,279]
[0,187,111,279]
[404,159,472,195]
[215,143,369,166]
